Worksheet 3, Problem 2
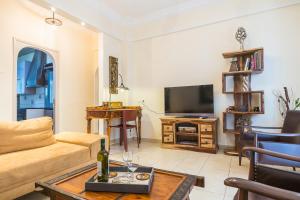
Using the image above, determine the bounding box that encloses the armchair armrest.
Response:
[241,125,282,132]
[251,131,300,137]
[224,177,300,200]
[243,147,300,163]
[250,125,282,129]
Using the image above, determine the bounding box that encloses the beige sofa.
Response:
[0,117,105,200]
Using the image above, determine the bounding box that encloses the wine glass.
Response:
[128,155,139,182]
[122,151,133,164]
[122,151,133,180]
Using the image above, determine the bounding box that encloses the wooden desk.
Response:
[86,106,142,148]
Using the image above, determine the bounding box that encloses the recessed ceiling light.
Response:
[81,22,86,26]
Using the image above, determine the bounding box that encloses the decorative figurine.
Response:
[229,58,238,72]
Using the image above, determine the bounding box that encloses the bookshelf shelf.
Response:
[223,90,264,94]
[222,47,265,156]
[223,47,264,58]
[225,111,264,115]
[222,70,263,76]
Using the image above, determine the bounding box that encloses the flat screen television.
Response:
[164,84,214,115]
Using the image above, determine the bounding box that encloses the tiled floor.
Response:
[19,141,249,200]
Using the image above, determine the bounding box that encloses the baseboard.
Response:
[110,137,233,149]
[110,137,161,145]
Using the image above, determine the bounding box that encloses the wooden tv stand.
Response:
[160,117,218,154]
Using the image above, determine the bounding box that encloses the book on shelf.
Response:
[244,57,250,71]
[233,50,263,72]
[250,50,263,71]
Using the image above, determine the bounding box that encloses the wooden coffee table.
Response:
[36,161,204,200]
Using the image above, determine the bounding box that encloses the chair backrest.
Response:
[281,110,300,143]
[282,110,300,133]
[255,165,300,193]
[122,110,138,122]
[258,141,300,167]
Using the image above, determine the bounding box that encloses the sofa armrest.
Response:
[55,132,107,159]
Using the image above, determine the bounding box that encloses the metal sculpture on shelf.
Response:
[235,27,247,50]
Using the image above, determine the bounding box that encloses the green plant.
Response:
[273,87,299,117]
[295,98,300,110]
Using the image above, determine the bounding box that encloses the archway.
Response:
[16,47,55,126]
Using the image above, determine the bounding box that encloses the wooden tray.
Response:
[85,166,154,193]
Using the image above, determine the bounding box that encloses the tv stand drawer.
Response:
[200,138,213,148]
[163,125,173,132]
[200,124,213,132]
[164,135,174,143]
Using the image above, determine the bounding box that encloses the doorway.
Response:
[16,47,55,124]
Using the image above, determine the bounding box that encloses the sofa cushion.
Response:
[0,142,90,193]
[55,132,105,159]
[0,117,56,154]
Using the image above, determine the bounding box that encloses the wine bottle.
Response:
[97,138,109,182]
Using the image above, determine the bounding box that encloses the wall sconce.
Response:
[117,74,129,92]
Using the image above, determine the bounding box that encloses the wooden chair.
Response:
[238,110,300,165]
[110,110,140,151]
[225,146,300,200]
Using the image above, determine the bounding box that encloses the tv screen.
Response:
[164,85,214,114]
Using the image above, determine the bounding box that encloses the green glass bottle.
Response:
[97,138,109,182]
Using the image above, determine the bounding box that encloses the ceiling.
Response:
[101,0,188,18]
[97,0,220,25]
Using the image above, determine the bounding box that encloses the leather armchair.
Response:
[225,147,300,200]
[238,110,300,166]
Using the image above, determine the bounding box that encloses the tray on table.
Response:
[85,166,154,194]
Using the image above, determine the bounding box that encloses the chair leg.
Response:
[239,152,242,166]
[135,126,139,148]
[119,128,123,146]
[123,125,128,152]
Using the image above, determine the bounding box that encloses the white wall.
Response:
[97,33,130,139]
[127,0,300,41]
[0,0,98,132]
[31,0,126,40]
[127,4,300,146]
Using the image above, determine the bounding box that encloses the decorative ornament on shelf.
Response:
[273,87,300,117]
[229,58,238,72]
[236,116,252,133]
[235,27,247,50]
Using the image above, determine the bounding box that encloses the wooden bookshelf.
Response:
[222,48,265,156]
